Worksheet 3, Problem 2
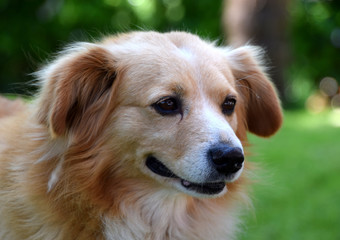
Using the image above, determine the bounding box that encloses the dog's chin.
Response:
[145,156,228,198]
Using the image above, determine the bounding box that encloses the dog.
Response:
[0,97,25,118]
[0,31,282,240]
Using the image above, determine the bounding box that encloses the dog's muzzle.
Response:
[146,156,226,195]
[145,144,244,196]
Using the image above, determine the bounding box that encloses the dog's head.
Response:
[36,32,282,200]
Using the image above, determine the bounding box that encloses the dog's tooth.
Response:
[181,180,191,187]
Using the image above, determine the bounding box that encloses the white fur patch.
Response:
[47,157,64,192]
[201,103,243,150]
[103,191,189,240]
[178,46,194,61]
[103,189,241,240]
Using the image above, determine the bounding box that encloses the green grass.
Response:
[240,110,340,240]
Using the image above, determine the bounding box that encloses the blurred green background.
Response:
[1,0,340,239]
[1,0,339,107]
[241,110,340,240]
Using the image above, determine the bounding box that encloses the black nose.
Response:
[209,144,244,175]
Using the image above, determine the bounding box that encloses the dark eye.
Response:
[153,97,181,115]
[222,97,236,115]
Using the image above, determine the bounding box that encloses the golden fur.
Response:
[0,31,282,240]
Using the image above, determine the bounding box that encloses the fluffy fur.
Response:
[0,31,282,240]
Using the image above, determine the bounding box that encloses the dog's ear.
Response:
[226,46,283,137]
[37,44,118,140]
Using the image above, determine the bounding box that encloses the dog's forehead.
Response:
[105,32,237,103]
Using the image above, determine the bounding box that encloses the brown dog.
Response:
[0,31,282,240]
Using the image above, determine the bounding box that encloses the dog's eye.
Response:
[222,97,236,115]
[153,97,180,115]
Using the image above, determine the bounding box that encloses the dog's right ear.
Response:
[36,44,119,140]
[226,46,283,137]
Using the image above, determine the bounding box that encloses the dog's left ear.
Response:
[37,44,118,141]
[226,46,283,137]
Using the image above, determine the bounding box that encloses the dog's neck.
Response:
[103,189,240,240]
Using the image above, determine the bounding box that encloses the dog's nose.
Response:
[209,144,244,175]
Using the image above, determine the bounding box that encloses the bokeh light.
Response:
[331,94,340,109]
[319,77,338,97]
[305,92,328,113]
[306,76,340,113]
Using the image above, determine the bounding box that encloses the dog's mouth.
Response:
[146,156,226,195]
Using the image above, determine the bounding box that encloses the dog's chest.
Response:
[102,196,239,240]
[102,197,188,240]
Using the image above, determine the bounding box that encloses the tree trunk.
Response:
[223,0,290,104]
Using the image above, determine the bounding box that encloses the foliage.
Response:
[0,0,223,94]
[288,0,340,106]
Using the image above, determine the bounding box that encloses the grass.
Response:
[240,110,340,240]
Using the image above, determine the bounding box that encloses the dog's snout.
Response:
[209,145,244,175]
